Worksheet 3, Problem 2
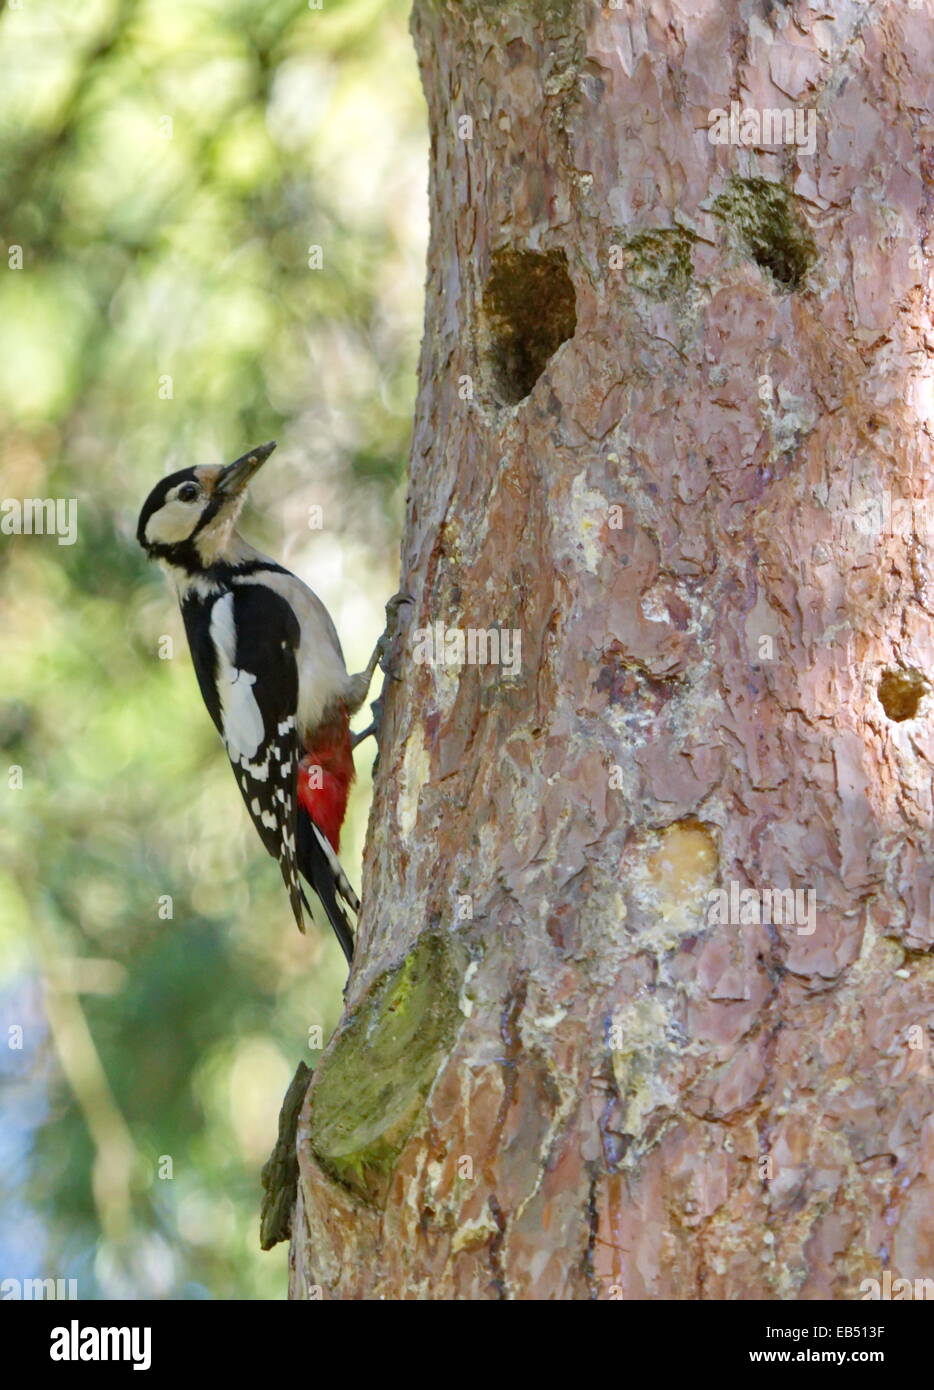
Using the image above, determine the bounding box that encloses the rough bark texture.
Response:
[290,0,934,1299]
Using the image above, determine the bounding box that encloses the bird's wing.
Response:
[204,585,306,931]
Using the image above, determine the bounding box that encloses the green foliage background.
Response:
[0,0,426,1298]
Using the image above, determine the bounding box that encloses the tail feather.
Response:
[310,821,361,914]
[295,806,356,964]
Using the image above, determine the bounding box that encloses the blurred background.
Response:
[0,0,427,1298]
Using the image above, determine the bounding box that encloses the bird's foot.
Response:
[351,720,376,750]
[377,591,415,678]
[353,692,387,754]
[350,592,414,759]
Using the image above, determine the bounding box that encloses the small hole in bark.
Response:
[711,177,816,292]
[481,247,577,405]
[878,667,928,722]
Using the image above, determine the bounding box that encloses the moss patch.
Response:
[308,932,465,1205]
[711,177,816,292]
[620,227,696,300]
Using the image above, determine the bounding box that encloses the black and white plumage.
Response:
[188,582,306,930]
[136,442,403,965]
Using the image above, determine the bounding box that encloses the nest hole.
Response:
[481,246,577,406]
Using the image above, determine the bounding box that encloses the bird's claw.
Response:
[384,590,415,627]
[353,593,414,761]
[379,591,415,677]
[351,721,376,750]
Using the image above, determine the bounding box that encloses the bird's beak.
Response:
[216,441,277,498]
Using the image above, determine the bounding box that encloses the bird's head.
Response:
[137,441,277,571]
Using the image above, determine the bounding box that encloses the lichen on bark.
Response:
[620,228,698,300]
[307,932,466,1206]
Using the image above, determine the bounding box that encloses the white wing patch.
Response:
[234,570,350,732]
[210,592,265,760]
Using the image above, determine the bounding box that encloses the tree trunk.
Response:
[289,0,934,1299]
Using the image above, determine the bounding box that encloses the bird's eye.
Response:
[177,483,200,503]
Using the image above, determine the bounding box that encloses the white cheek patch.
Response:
[146,498,199,548]
[210,593,265,761]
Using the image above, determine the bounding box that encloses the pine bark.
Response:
[290,0,934,1299]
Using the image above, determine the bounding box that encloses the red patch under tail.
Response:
[297,710,354,852]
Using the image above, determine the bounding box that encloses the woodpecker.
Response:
[136,440,409,964]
